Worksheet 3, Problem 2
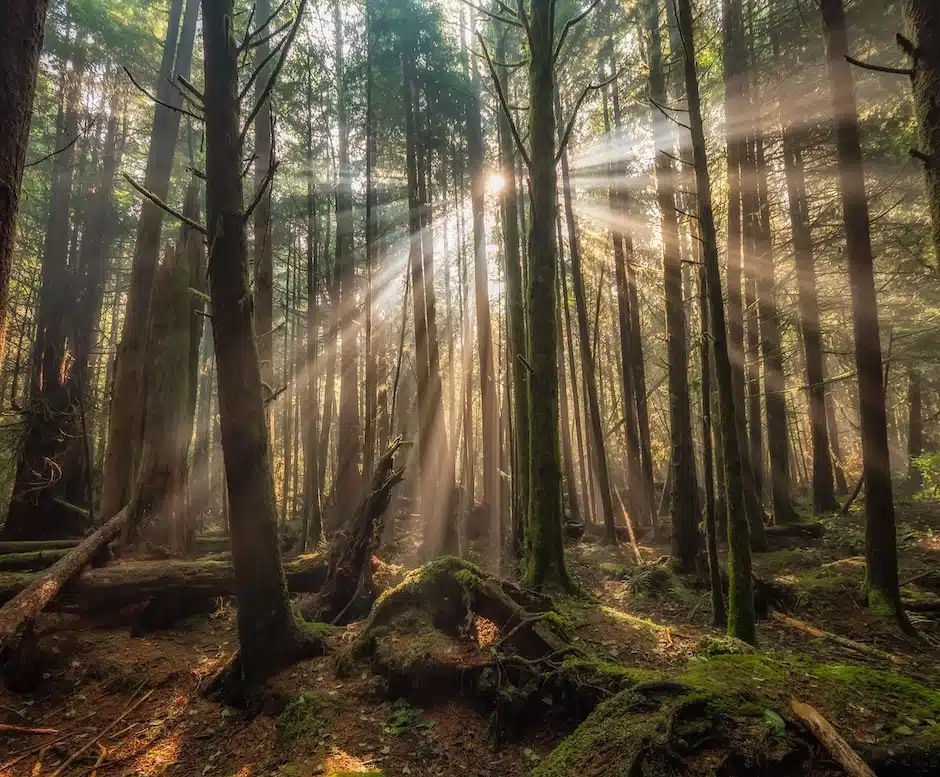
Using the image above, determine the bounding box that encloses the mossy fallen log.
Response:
[0,549,71,572]
[0,554,327,631]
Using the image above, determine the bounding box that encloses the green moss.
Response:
[599,562,630,580]
[539,610,573,639]
[300,620,339,641]
[810,664,940,721]
[276,690,335,746]
[695,635,756,657]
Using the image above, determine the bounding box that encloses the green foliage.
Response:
[383,699,436,736]
[912,453,940,500]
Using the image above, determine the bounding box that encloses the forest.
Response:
[0,0,939,774]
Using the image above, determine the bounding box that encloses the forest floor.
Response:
[1,501,940,777]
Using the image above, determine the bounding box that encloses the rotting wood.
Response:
[790,698,877,777]
[0,555,328,623]
[772,611,902,664]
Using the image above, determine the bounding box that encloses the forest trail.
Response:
[1,501,938,777]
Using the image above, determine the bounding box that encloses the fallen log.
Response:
[0,554,327,621]
[790,698,877,777]
[0,540,83,554]
[0,549,70,572]
[771,611,902,664]
[765,522,825,539]
[0,489,141,667]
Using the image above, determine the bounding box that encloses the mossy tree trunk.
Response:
[674,0,756,643]
[820,0,907,628]
[522,0,569,590]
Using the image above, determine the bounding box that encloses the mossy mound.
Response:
[530,681,796,777]
[534,652,940,776]
[276,690,336,749]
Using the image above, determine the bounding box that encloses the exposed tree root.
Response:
[202,621,333,708]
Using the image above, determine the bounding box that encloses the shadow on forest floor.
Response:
[1,501,939,776]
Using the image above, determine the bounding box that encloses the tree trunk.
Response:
[820,0,907,627]
[201,0,311,691]
[602,35,650,532]
[522,0,569,590]
[0,0,50,359]
[646,0,699,570]
[254,0,275,406]
[467,30,501,558]
[556,259,582,529]
[781,121,839,512]
[332,0,361,533]
[907,369,923,489]
[102,0,198,520]
[902,0,940,266]
[496,28,529,560]
[363,0,378,479]
[674,0,756,642]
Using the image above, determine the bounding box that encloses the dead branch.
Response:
[477,34,531,170]
[244,159,281,221]
[844,55,912,77]
[555,71,620,163]
[240,0,309,147]
[553,0,603,63]
[240,0,290,52]
[790,699,877,777]
[123,173,208,236]
[237,34,288,102]
[456,0,523,28]
[123,67,204,123]
[771,611,902,664]
[0,723,58,735]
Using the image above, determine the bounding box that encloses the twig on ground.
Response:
[0,723,58,735]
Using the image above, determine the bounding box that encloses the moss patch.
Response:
[276,690,335,747]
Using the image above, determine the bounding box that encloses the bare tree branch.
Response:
[124,67,204,122]
[477,33,531,170]
[241,0,291,52]
[555,70,620,163]
[457,0,523,28]
[123,172,208,236]
[553,0,603,64]
[176,74,204,102]
[244,159,281,221]
[242,18,292,55]
[844,54,912,77]
[25,115,99,168]
[650,98,691,130]
[240,0,309,147]
[238,35,287,102]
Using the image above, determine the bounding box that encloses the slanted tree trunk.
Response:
[522,0,569,590]
[201,0,315,696]
[820,0,907,628]
[901,0,940,265]
[674,0,756,643]
[102,0,198,520]
[646,0,699,570]
[0,0,50,359]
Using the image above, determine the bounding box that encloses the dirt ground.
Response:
[1,501,938,777]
